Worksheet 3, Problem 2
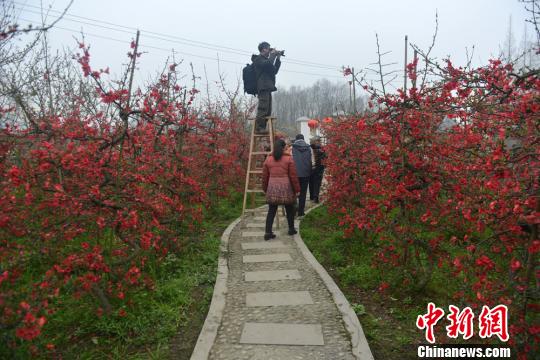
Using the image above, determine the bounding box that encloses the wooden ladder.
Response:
[242,117,277,220]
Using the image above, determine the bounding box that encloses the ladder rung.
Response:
[247,117,276,121]
[246,189,264,193]
[252,152,271,155]
[249,170,263,174]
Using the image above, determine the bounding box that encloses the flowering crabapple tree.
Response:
[327,38,539,356]
[0,34,248,353]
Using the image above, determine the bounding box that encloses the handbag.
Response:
[266,176,296,205]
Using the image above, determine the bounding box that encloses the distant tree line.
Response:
[271,79,366,134]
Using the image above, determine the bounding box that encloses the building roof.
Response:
[295,116,310,122]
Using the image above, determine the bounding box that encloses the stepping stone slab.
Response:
[244,269,301,282]
[240,323,324,345]
[249,216,284,221]
[240,238,265,243]
[241,241,288,250]
[242,231,265,237]
[248,348,326,359]
[245,223,265,228]
[246,291,314,307]
[242,253,292,263]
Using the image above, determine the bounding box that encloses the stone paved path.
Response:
[200,205,370,360]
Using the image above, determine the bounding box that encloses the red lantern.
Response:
[307,119,319,129]
[323,117,333,124]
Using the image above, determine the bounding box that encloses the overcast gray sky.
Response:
[13,0,534,93]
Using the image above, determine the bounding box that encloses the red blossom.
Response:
[378,281,389,292]
[475,255,495,270]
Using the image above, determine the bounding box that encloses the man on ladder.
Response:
[241,41,284,218]
[251,41,282,134]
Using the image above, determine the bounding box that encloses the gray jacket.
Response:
[292,139,312,178]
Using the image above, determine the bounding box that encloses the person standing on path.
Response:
[252,41,282,134]
[262,139,300,240]
[309,136,326,203]
[292,134,312,217]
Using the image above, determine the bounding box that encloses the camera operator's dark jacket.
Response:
[251,54,281,92]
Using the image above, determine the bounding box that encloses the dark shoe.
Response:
[297,212,305,217]
[264,232,276,241]
[288,229,297,236]
[314,198,319,203]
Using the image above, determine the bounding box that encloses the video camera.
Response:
[270,48,285,57]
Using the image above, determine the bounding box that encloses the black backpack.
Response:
[242,63,257,95]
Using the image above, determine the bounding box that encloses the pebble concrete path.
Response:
[192,204,373,360]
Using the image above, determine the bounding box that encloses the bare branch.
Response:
[1,0,74,39]
[375,33,387,97]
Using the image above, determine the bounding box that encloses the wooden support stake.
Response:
[403,35,408,93]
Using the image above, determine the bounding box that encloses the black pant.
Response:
[297,177,310,215]
[309,167,324,200]
[256,90,272,130]
[265,204,295,233]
